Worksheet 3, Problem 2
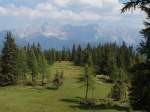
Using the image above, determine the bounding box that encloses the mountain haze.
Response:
[0,23,142,49]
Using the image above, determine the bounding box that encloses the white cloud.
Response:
[54,0,74,7]
[80,0,103,7]
[53,0,121,9]
[0,0,122,20]
[36,3,57,11]
[0,0,143,28]
[0,4,41,19]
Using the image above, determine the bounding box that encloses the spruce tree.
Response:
[111,81,127,101]
[28,49,38,83]
[16,48,29,83]
[122,0,150,110]
[103,45,116,76]
[75,45,83,65]
[39,54,49,86]
[111,68,128,101]
[0,32,18,86]
[72,44,76,61]
[62,47,66,61]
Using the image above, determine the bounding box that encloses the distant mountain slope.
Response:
[0,23,142,49]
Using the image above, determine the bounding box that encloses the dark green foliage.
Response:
[62,47,70,61]
[44,48,57,64]
[129,63,150,111]
[71,44,76,61]
[122,0,150,111]
[103,45,116,76]
[110,65,119,82]
[28,49,38,83]
[0,32,140,91]
[16,48,29,82]
[72,43,137,78]
[0,32,18,86]
[111,68,128,101]
[74,45,83,65]
[39,54,49,86]
[0,33,50,86]
[25,43,50,85]
[111,81,127,101]
[44,42,138,78]
[44,42,139,87]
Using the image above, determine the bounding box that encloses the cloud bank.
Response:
[0,0,144,28]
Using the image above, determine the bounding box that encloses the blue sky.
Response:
[0,0,144,31]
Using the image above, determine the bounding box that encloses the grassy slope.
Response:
[0,61,126,112]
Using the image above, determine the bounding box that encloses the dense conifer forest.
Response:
[1,32,142,86]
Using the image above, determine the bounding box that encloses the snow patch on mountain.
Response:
[0,23,142,49]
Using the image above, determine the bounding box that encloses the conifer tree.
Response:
[111,65,119,82]
[71,44,76,61]
[61,47,66,61]
[75,45,83,65]
[103,45,116,76]
[111,81,127,101]
[78,64,95,100]
[122,0,150,110]
[130,63,150,110]
[39,54,49,86]
[29,49,38,83]
[16,48,29,82]
[111,68,128,101]
[87,55,93,67]
[0,32,18,86]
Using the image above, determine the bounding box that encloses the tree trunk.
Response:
[32,69,35,83]
[85,75,89,100]
[41,74,45,86]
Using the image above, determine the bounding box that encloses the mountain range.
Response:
[0,23,142,49]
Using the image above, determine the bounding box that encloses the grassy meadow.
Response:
[0,61,128,112]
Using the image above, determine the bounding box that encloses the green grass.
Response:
[0,61,127,112]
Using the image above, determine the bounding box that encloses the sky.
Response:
[0,0,145,31]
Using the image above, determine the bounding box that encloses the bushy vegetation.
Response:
[52,70,64,89]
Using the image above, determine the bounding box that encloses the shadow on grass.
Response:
[60,97,129,111]
[46,86,58,90]
[60,97,82,104]
[70,104,129,111]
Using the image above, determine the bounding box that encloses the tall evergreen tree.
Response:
[28,49,38,83]
[75,45,83,65]
[0,32,18,86]
[103,45,116,76]
[39,54,49,86]
[130,63,150,110]
[122,0,150,111]
[16,48,29,82]
[71,44,76,61]
[111,68,128,101]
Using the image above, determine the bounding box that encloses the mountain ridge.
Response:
[0,23,142,49]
